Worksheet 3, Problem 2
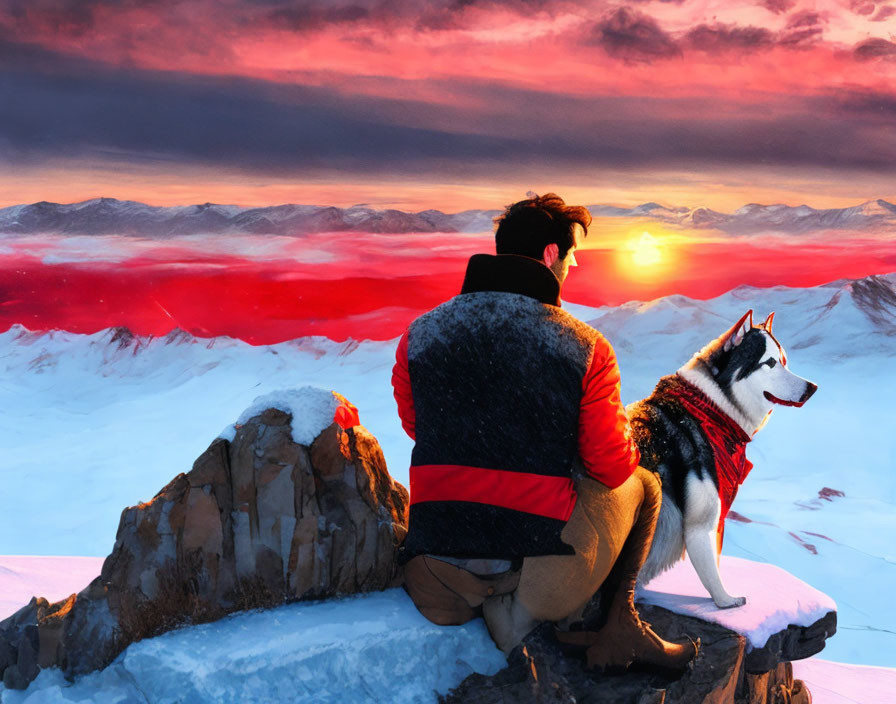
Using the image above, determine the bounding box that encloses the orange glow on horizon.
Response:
[4,160,896,215]
[2,230,893,344]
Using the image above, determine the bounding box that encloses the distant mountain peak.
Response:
[164,327,197,344]
[1,197,895,237]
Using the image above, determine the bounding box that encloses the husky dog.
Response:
[629,310,817,609]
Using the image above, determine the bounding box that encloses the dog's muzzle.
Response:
[763,382,817,408]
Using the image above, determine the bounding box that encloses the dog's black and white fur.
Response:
[628,310,817,608]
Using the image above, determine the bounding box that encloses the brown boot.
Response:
[582,591,698,672]
[583,468,699,672]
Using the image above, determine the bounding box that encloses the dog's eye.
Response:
[764,358,777,368]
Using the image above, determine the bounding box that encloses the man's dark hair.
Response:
[493,193,592,261]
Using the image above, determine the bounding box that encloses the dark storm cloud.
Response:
[785,10,825,29]
[265,4,371,31]
[223,0,555,34]
[0,0,168,36]
[854,38,896,61]
[0,46,520,176]
[871,5,896,21]
[590,7,682,63]
[412,0,557,32]
[0,1,834,65]
[684,24,776,51]
[758,0,796,14]
[683,8,827,53]
[590,6,824,63]
[0,0,564,43]
[1,40,895,180]
[847,0,876,16]
[776,10,826,46]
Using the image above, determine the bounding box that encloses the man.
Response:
[391,193,698,671]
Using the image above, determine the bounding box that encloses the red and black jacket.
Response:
[392,253,640,563]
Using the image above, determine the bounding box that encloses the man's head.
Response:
[493,193,591,286]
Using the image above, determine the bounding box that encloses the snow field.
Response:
[0,274,893,676]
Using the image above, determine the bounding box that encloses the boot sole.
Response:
[588,638,700,678]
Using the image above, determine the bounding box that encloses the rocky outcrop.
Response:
[744,609,836,674]
[443,598,828,704]
[0,397,408,689]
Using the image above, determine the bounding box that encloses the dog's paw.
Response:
[715,596,747,609]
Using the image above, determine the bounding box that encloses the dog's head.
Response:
[682,310,818,433]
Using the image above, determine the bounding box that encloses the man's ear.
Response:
[543,243,559,267]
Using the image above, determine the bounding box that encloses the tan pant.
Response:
[485,467,660,651]
[403,555,521,625]
[402,468,660,652]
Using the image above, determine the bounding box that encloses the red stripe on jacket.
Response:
[410,464,576,522]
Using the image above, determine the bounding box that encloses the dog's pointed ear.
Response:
[763,312,775,334]
[722,310,753,351]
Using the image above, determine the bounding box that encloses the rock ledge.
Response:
[0,404,408,690]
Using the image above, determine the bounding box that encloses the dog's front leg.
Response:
[684,476,746,609]
[684,525,746,609]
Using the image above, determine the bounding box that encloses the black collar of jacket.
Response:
[460,254,562,306]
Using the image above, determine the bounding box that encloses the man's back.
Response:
[394,253,638,563]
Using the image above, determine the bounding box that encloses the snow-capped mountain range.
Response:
[1,197,895,236]
[0,198,501,236]
[590,199,896,234]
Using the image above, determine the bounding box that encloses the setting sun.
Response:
[630,232,662,267]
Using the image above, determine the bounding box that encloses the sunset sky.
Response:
[2,0,896,211]
[2,0,896,341]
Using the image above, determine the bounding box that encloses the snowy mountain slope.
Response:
[2,197,895,236]
[0,273,894,666]
[566,272,896,382]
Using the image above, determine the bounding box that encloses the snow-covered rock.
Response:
[0,589,507,704]
[218,387,347,445]
[0,395,408,690]
[638,555,836,662]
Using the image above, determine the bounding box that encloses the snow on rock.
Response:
[0,590,507,704]
[637,555,836,651]
[218,386,345,445]
[0,401,407,691]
